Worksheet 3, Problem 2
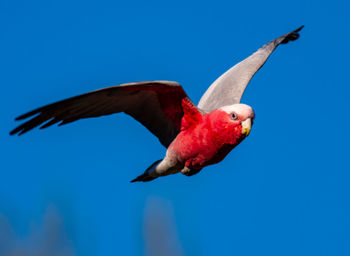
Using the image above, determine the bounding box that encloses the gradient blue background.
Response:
[1,0,349,255]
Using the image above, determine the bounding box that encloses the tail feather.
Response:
[130,159,162,183]
[130,173,158,183]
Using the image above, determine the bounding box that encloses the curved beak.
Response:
[241,118,252,137]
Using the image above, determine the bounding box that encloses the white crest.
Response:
[220,104,255,121]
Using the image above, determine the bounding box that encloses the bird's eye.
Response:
[231,113,238,120]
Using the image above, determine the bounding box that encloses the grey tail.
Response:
[130,159,162,183]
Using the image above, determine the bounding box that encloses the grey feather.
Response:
[10,81,192,148]
[198,26,303,112]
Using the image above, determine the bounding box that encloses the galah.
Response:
[10,26,303,182]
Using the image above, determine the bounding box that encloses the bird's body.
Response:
[133,100,254,181]
[10,26,303,182]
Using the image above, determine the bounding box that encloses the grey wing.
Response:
[10,81,192,147]
[198,26,303,112]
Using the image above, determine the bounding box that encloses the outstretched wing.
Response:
[198,26,303,112]
[10,81,193,147]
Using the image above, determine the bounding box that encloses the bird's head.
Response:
[220,104,255,137]
[207,104,255,145]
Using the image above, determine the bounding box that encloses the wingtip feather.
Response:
[9,127,21,136]
[9,129,25,136]
[281,25,304,44]
[295,25,304,32]
[14,110,38,121]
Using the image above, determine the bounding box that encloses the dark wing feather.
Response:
[198,26,303,112]
[10,81,192,147]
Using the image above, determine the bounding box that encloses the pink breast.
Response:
[169,110,243,169]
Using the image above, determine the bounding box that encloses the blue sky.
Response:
[1,0,350,255]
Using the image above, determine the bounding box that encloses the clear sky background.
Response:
[1,0,349,255]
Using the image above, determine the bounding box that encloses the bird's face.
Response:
[204,104,254,146]
[219,104,255,137]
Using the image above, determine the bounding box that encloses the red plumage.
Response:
[169,100,244,171]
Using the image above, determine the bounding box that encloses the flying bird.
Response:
[10,26,303,182]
